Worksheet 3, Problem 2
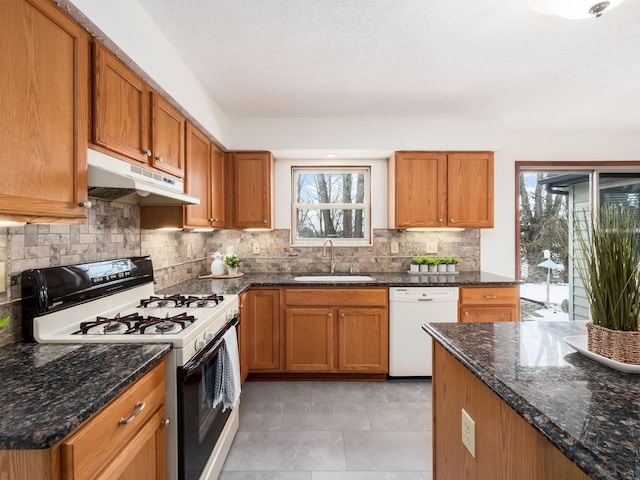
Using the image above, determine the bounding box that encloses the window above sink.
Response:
[291,167,371,247]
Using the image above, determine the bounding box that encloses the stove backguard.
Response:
[22,256,154,342]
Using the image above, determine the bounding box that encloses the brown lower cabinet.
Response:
[0,360,167,480]
[282,288,388,374]
[432,343,588,480]
[244,288,281,371]
[459,285,520,322]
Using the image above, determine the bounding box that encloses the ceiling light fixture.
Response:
[529,0,626,19]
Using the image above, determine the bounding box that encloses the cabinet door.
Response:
[94,408,167,480]
[151,94,185,178]
[184,123,211,228]
[391,152,447,228]
[232,152,272,228]
[337,308,388,372]
[246,288,281,370]
[0,0,89,223]
[284,307,335,372]
[447,152,494,228]
[459,305,519,323]
[93,43,150,165]
[238,292,249,385]
[210,144,226,228]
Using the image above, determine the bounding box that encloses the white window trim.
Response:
[291,166,372,247]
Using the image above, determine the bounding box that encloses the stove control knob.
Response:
[195,337,206,351]
[204,331,214,342]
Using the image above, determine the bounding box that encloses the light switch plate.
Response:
[462,408,476,458]
[253,243,261,255]
[390,241,399,254]
[0,262,5,293]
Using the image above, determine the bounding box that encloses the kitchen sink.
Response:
[293,275,376,282]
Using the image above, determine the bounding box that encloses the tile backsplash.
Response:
[0,199,479,345]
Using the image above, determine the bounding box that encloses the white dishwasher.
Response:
[389,287,459,377]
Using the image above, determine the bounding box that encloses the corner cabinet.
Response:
[0,0,89,223]
[150,93,185,178]
[388,151,494,228]
[282,288,388,374]
[230,152,274,229]
[245,288,281,371]
[459,286,520,322]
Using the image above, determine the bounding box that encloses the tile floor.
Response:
[220,380,433,480]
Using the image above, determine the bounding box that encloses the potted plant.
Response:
[410,257,422,273]
[576,204,640,364]
[426,257,439,273]
[445,257,459,272]
[224,254,242,276]
[437,257,447,273]
[418,257,430,273]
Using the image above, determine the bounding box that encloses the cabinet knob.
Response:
[438,218,443,223]
[161,417,171,428]
[239,304,244,309]
[79,200,92,209]
[450,218,455,223]
[208,218,213,222]
[143,149,152,157]
[463,311,469,316]
[340,313,345,318]
[327,313,332,318]
[156,155,164,162]
[263,219,268,224]
[213,218,219,223]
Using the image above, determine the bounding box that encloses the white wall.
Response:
[69,0,229,146]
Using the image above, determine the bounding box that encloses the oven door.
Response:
[177,315,239,480]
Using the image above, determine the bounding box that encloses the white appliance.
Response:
[21,257,239,480]
[389,287,459,376]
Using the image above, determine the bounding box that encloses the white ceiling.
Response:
[137,0,640,132]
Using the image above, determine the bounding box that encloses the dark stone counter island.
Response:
[423,321,639,480]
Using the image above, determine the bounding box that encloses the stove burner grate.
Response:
[75,312,143,335]
[183,294,225,307]
[139,294,186,308]
[136,312,196,334]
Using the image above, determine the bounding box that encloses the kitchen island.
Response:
[423,321,639,480]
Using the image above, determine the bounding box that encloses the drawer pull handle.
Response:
[463,311,469,316]
[118,401,146,425]
[483,295,497,299]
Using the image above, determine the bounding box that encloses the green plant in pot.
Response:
[224,254,242,275]
[410,257,422,273]
[576,204,640,364]
[425,257,439,272]
[445,257,459,272]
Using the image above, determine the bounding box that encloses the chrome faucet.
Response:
[322,239,336,273]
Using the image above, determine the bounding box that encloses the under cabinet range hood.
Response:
[87,149,200,206]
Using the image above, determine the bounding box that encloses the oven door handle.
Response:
[182,315,240,374]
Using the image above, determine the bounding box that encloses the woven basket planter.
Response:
[586,322,640,365]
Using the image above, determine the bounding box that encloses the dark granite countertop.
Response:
[0,343,171,450]
[159,271,519,295]
[423,321,640,480]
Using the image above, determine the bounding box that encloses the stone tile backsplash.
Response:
[0,199,479,345]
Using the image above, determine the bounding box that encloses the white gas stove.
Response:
[22,257,240,480]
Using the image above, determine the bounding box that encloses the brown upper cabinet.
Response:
[140,123,225,229]
[0,0,89,223]
[230,151,274,229]
[388,151,494,228]
[92,42,185,178]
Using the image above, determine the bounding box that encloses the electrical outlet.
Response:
[390,241,399,254]
[461,409,476,458]
[0,262,5,293]
[253,243,260,255]
[425,241,438,253]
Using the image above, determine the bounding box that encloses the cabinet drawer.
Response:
[61,360,165,480]
[459,286,519,305]
[284,288,387,307]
